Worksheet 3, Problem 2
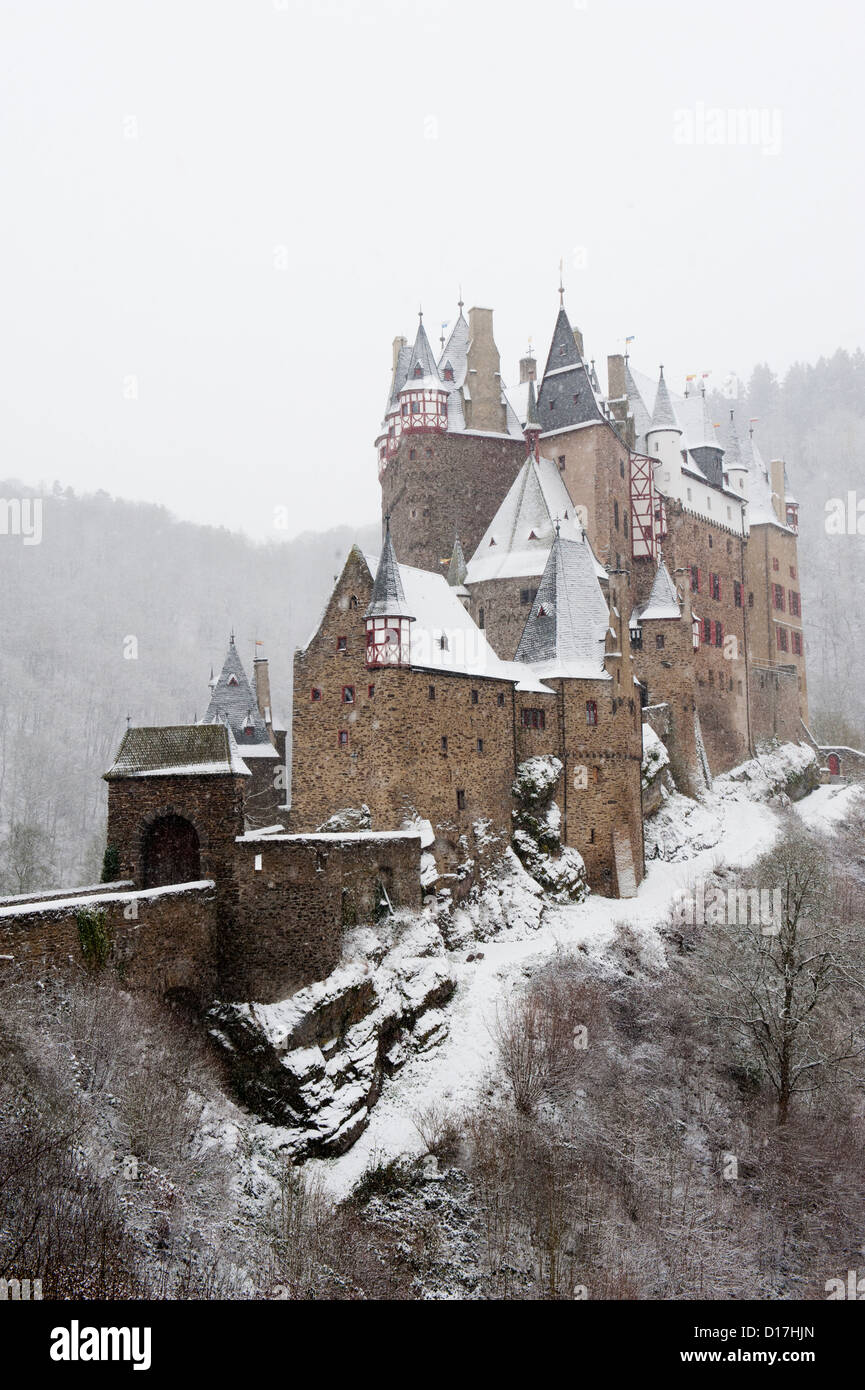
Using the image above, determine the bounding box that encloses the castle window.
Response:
[409,448,417,460]
[777,626,788,652]
[338,730,348,747]
[624,514,629,539]
[586,701,598,726]
[349,594,358,609]
[520,588,538,606]
[703,617,712,644]
[589,829,595,844]
[438,633,449,650]
[710,573,720,601]
[456,789,466,811]
[471,689,479,705]
[497,692,505,707]
[311,687,322,702]
[630,623,642,650]
[790,565,797,579]
[342,686,355,704]
[772,557,779,571]
[413,363,422,378]
[368,684,375,698]
[478,608,485,629]
[558,455,566,472]
[592,766,601,784]
[690,566,701,592]
[614,501,619,530]
[727,540,732,554]
[792,631,803,655]
[528,530,538,541]
[709,669,715,686]
[443,366,454,382]
[227,674,238,686]
[655,633,665,650]
[426,447,433,458]
[441,736,448,752]
[620,459,625,479]
[734,581,743,608]
[738,680,743,694]
[772,584,785,611]
[789,590,801,616]
[714,621,724,648]
[520,707,546,730]
[411,401,420,414]
[748,592,754,608]
[401,403,408,416]
[337,636,347,652]
[428,684,435,700]
[477,738,484,754]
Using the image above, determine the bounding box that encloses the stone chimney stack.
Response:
[465,307,506,433]
[392,334,407,371]
[254,656,273,733]
[519,354,537,384]
[607,354,626,402]
[573,326,585,357]
[769,458,786,524]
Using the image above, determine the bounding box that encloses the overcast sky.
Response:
[1,0,862,539]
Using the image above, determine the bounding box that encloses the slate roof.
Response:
[638,559,682,620]
[624,361,653,444]
[438,310,469,388]
[650,368,680,431]
[366,519,415,619]
[722,409,746,470]
[203,636,272,745]
[465,454,605,585]
[514,533,611,679]
[446,535,468,588]
[105,724,251,779]
[536,307,605,432]
[403,316,441,387]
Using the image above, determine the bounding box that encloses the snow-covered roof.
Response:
[105,724,252,779]
[366,520,415,620]
[437,311,469,389]
[465,454,606,585]
[362,551,551,692]
[638,559,682,621]
[203,636,272,746]
[740,429,791,529]
[514,533,611,680]
[649,368,680,431]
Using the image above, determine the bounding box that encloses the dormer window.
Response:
[413,363,422,378]
[227,674,238,686]
[528,530,538,540]
[443,365,454,382]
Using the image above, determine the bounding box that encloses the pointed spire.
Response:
[405,312,440,383]
[365,516,414,619]
[523,378,541,459]
[446,535,467,588]
[514,531,610,672]
[536,303,603,430]
[649,366,681,432]
[723,408,745,471]
[203,636,271,744]
[639,558,681,620]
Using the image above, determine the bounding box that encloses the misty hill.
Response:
[709,346,865,746]
[0,484,379,888]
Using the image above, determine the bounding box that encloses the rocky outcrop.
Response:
[511,756,588,903]
[207,917,454,1158]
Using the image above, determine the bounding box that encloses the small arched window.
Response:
[349,595,358,610]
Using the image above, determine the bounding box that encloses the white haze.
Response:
[0,0,862,538]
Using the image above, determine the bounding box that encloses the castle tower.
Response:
[365,517,415,667]
[721,409,749,498]
[645,366,685,497]
[524,377,541,462]
[378,299,525,572]
[203,635,285,827]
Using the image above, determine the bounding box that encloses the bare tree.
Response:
[701,828,865,1124]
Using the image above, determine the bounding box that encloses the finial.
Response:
[126,712,131,728]
[230,628,235,644]
[440,321,448,350]
[555,516,561,537]
[457,286,464,314]
[558,258,565,307]
[659,364,665,379]
[384,510,391,534]
[418,305,423,323]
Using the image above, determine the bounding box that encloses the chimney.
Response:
[465,307,506,433]
[519,354,537,384]
[769,458,786,524]
[392,334,407,371]
[573,327,585,357]
[607,354,626,401]
[253,656,273,733]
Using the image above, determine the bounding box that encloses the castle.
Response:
[1,290,813,1010]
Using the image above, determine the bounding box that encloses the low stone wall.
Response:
[750,663,802,748]
[0,881,218,1003]
[222,829,423,1005]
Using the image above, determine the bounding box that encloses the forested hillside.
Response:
[0,483,378,889]
[712,347,865,745]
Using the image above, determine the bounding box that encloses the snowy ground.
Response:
[309,755,847,1201]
